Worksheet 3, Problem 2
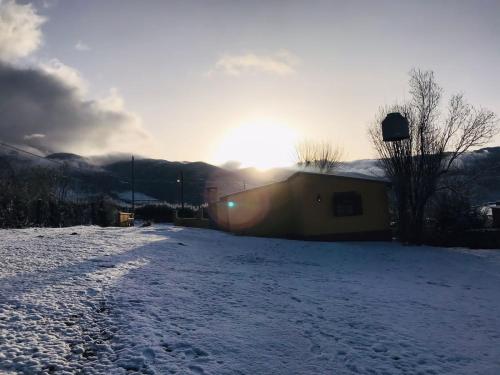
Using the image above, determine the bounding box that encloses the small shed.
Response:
[117,211,134,227]
[210,171,391,240]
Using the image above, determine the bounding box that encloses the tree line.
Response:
[0,163,121,228]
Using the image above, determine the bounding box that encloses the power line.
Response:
[0,142,212,187]
[0,141,93,188]
[0,141,249,202]
[0,141,130,185]
[0,141,64,166]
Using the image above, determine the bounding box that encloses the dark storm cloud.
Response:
[0,62,147,154]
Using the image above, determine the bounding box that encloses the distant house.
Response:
[210,171,391,240]
[117,211,135,227]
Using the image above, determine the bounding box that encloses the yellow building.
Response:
[212,172,391,240]
[117,211,134,227]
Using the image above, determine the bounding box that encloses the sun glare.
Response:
[213,121,299,170]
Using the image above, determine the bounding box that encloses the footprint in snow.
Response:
[189,365,205,374]
[310,344,321,354]
[372,343,388,353]
[337,349,347,356]
[426,281,451,288]
[97,263,115,268]
[128,299,143,304]
[162,343,173,353]
[143,348,155,360]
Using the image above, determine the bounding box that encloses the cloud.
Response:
[0,0,157,157]
[41,0,58,9]
[0,0,45,62]
[23,133,46,140]
[220,160,242,170]
[39,58,88,94]
[0,61,154,156]
[211,50,299,77]
[74,41,90,51]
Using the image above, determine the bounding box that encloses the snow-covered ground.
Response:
[1,225,499,375]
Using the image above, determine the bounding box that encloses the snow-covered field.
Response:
[1,225,499,375]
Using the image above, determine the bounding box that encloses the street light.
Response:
[177,171,184,210]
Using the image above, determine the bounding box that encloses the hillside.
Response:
[465,147,500,203]
[1,146,498,205]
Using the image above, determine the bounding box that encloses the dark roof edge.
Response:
[220,179,289,199]
[220,171,389,200]
[286,171,389,184]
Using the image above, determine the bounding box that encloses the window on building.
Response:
[333,191,363,216]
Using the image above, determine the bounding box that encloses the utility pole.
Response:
[131,155,135,214]
[180,170,184,211]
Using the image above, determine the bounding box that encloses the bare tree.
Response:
[369,69,498,243]
[296,140,343,173]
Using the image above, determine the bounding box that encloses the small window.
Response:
[333,192,363,216]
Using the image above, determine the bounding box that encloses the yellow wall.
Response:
[216,173,390,239]
[288,173,390,237]
[217,181,297,237]
[118,212,134,227]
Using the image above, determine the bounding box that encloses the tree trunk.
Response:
[395,181,410,243]
[409,207,425,245]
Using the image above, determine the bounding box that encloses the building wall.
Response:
[217,181,297,237]
[216,173,390,240]
[288,174,390,238]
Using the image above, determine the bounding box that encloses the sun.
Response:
[212,120,299,170]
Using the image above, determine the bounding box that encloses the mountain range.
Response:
[0,146,499,206]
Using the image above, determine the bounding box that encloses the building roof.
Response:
[220,170,389,200]
[287,171,389,184]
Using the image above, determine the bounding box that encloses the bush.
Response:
[134,205,175,223]
[0,162,199,228]
[0,167,122,228]
[134,204,198,223]
[425,191,487,246]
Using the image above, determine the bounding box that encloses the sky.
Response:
[1,0,499,168]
